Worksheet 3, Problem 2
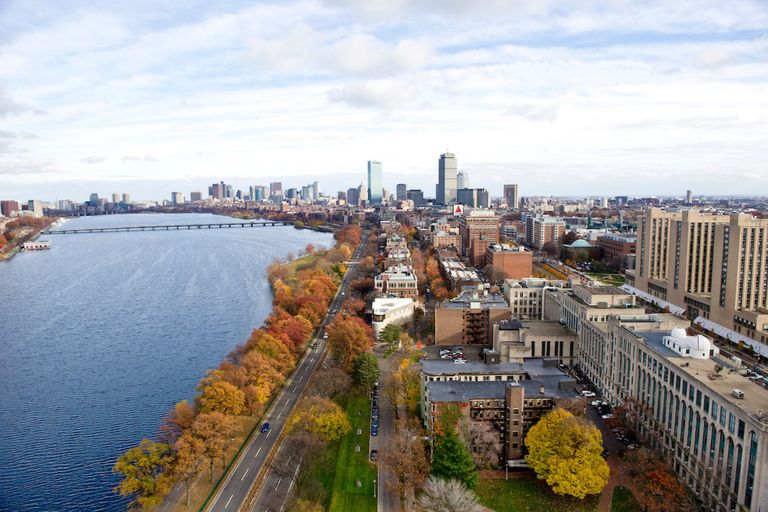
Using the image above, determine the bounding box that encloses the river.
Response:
[0,213,333,511]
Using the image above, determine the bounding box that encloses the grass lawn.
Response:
[586,273,626,286]
[327,394,377,512]
[610,486,642,512]
[476,477,599,512]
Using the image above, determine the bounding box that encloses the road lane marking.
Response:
[277,413,282,420]
[284,398,290,406]
[292,385,297,393]
[241,468,249,481]
[224,494,233,508]
[275,477,282,491]
[266,430,272,438]
[255,447,262,457]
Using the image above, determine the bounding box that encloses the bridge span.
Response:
[42,220,292,235]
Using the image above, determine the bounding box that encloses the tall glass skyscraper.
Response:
[367,160,383,205]
[436,152,457,205]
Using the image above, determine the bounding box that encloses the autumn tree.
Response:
[350,277,375,296]
[630,450,690,512]
[524,408,609,499]
[191,412,239,482]
[326,314,373,372]
[174,433,205,506]
[380,418,430,501]
[352,352,380,390]
[112,439,173,509]
[416,476,484,512]
[159,400,197,443]
[393,355,421,416]
[431,432,478,489]
[459,420,502,469]
[289,499,324,512]
[196,371,245,415]
[239,349,285,415]
[309,368,352,399]
[246,330,296,375]
[286,396,351,442]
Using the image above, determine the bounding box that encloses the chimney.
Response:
[539,385,545,395]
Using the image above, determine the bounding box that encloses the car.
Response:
[341,291,345,296]
[260,422,270,433]
[601,413,614,419]
[371,426,378,436]
[311,342,318,348]
[369,449,378,461]
[371,419,379,428]
[591,400,602,407]
[323,333,329,339]
[453,359,467,364]
[581,390,596,397]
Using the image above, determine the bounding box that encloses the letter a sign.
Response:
[453,204,463,216]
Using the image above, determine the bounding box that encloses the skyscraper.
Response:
[367,160,382,205]
[313,181,319,201]
[190,192,203,202]
[122,193,131,204]
[457,169,470,190]
[358,182,368,205]
[347,187,359,206]
[1,200,20,217]
[111,193,120,204]
[270,182,283,197]
[171,192,185,205]
[436,152,457,205]
[686,189,693,204]
[396,183,407,201]
[504,184,519,209]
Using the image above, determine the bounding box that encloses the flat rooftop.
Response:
[637,330,768,421]
[426,374,577,402]
[422,357,567,378]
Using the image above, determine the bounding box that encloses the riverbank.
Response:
[115,224,363,510]
[0,217,57,262]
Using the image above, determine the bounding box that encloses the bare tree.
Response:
[309,368,351,399]
[380,418,429,503]
[416,476,484,512]
[459,420,502,469]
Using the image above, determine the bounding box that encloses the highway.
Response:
[202,232,368,512]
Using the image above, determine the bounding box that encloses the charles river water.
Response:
[0,213,333,511]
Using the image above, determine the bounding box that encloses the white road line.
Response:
[277,413,282,420]
[266,430,272,438]
[255,447,262,457]
[241,468,249,481]
[303,366,309,372]
[224,494,233,508]
[284,398,290,406]
[298,374,303,381]
[275,477,282,490]
[292,385,297,393]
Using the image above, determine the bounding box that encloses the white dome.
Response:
[663,329,716,360]
[671,327,688,338]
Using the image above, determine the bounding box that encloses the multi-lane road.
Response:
[202,232,368,512]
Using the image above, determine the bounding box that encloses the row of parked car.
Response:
[440,346,467,364]
[370,383,379,462]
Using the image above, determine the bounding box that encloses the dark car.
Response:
[311,342,318,348]
[370,449,378,461]
[371,426,378,436]
[260,422,270,433]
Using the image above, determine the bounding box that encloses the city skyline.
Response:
[1,1,767,199]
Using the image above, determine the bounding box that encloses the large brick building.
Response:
[434,285,510,345]
[459,209,500,267]
[485,244,533,280]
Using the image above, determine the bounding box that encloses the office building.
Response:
[171,192,185,205]
[457,188,490,209]
[89,193,99,207]
[312,181,319,201]
[580,315,768,512]
[111,193,120,204]
[434,285,510,345]
[396,184,407,201]
[347,187,359,206]
[436,152,458,205]
[122,193,131,204]
[457,169,470,190]
[209,182,224,200]
[407,189,425,207]
[459,209,501,267]
[628,208,768,344]
[504,184,519,209]
[525,216,566,250]
[686,189,693,204]
[1,200,20,217]
[27,200,43,218]
[190,192,202,202]
[358,182,368,205]
[269,182,283,197]
[367,160,383,205]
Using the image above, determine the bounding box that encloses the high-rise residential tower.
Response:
[436,152,457,205]
[367,161,382,205]
[504,184,519,209]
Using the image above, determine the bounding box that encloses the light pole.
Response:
[373,479,377,498]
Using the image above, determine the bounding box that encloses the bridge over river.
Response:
[42,220,293,235]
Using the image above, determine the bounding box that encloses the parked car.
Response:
[371,426,378,436]
[323,332,329,339]
[601,413,614,419]
[581,390,596,397]
[260,422,270,433]
[370,449,378,461]
[311,342,318,348]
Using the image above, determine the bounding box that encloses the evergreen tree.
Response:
[431,432,478,489]
[352,352,380,390]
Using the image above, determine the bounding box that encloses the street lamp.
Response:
[373,479,376,498]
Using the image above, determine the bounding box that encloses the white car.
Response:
[581,391,596,397]
[601,413,614,419]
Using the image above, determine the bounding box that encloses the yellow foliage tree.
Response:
[285,396,351,442]
[524,408,609,499]
[196,372,245,415]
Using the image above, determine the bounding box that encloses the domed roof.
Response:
[568,239,594,248]
[671,327,687,338]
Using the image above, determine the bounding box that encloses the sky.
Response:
[1,0,767,202]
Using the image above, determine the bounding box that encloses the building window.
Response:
[512,408,519,415]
